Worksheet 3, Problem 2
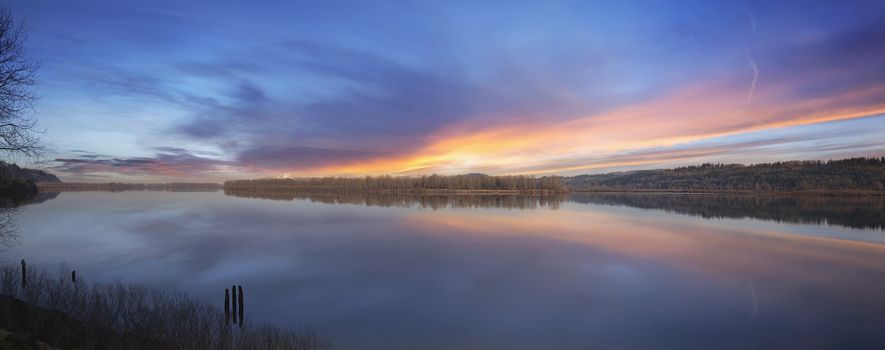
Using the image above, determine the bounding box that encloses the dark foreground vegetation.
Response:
[37,182,223,192]
[0,263,329,350]
[225,174,569,194]
[566,157,885,193]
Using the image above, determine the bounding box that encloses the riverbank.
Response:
[225,188,565,196]
[34,185,885,197]
[0,263,329,350]
[570,188,885,196]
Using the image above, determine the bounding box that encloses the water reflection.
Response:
[6,190,885,349]
[0,192,58,251]
[224,189,567,209]
[223,189,885,229]
[0,207,17,251]
[570,192,885,230]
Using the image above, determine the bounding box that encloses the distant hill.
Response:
[565,157,885,193]
[0,161,61,183]
[0,161,61,197]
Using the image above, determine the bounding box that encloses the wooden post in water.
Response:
[224,288,231,325]
[238,285,244,327]
[231,285,237,324]
[20,259,26,289]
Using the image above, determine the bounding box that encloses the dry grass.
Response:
[0,263,329,350]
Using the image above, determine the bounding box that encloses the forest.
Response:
[224,174,569,194]
[565,157,885,193]
[225,158,884,195]
[33,158,884,195]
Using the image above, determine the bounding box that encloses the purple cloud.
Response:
[51,148,231,179]
[236,146,381,171]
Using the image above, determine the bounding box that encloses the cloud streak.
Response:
[51,148,232,181]
[10,0,885,180]
[745,48,759,103]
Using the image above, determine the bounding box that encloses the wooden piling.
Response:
[232,285,237,324]
[224,288,230,324]
[20,259,26,289]
[238,285,244,327]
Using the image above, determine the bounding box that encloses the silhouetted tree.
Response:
[0,7,42,159]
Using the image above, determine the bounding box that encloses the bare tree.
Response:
[0,7,42,160]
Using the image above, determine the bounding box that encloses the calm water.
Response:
[3,191,885,349]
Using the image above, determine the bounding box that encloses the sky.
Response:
[6,0,885,182]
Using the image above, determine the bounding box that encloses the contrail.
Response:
[745,47,758,104]
[748,10,757,33]
[745,9,759,104]
[747,275,759,320]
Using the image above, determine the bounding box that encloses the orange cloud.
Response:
[292,80,885,176]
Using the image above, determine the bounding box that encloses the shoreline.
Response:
[31,186,885,197]
[224,188,566,195]
[569,189,885,196]
[0,263,329,350]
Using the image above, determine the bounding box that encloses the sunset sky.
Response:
[9,0,885,182]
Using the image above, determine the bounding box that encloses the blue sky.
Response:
[6,0,885,181]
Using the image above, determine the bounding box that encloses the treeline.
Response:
[38,182,223,192]
[225,174,569,194]
[0,161,57,198]
[566,157,885,193]
[225,190,567,210]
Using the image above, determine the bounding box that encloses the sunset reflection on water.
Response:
[6,191,885,349]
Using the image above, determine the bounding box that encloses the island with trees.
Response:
[565,157,885,194]
[224,174,570,195]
